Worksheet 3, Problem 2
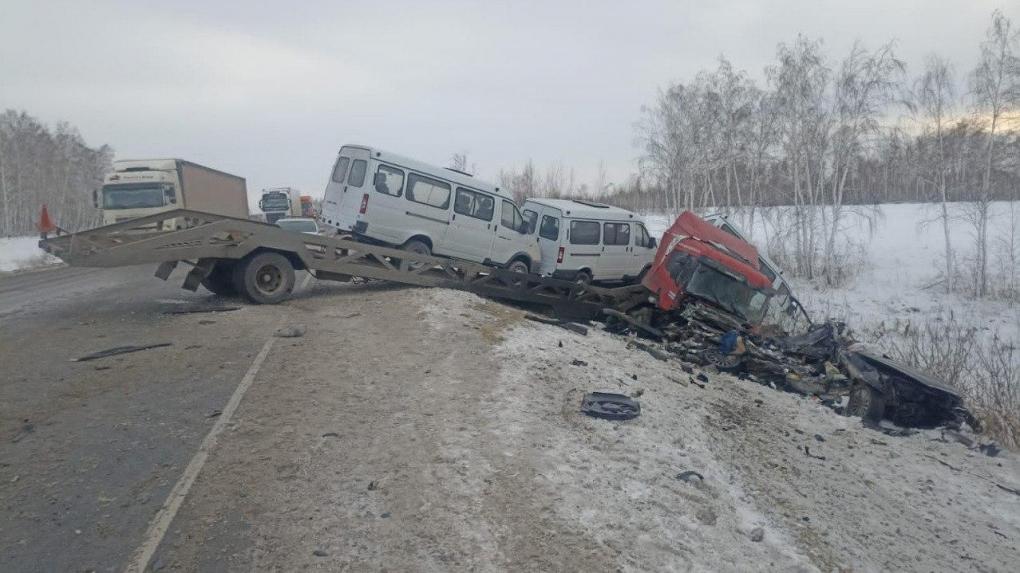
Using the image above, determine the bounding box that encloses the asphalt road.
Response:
[0,265,291,572]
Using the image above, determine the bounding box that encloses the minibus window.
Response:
[604,222,630,245]
[523,209,538,233]
[331,157,350,183]
[497,199,522,228]
[570,221,600,245]
[635,224,651,247]
[374,165,404,196]
[539,215,559,240]
[406,173,451,209]
[349,160,367,187]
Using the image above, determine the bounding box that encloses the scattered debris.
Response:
[570,359,588,367]
[803,445,826,461]
[162,305,241,315]
[10,421,34,443]
[526,313,589,336]
[72,343,172,362]
[813,434,825,442]
[207,410,222,418]
[749,527,765,542]
[342,312,361,319]
[321,432,339,438]
[631,389,644,398]
[367,481,378,491]
[696,373,709,383]
[675,470,704,483]
[580,392,641,421]
[274,324,306,338]
[93,365,111,371]
[312,550,328,557]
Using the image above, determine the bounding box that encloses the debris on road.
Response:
[570,359,588,367]
[675,470,704,483]
[749,527,765,542]
[526,313,589,336]
[274,324,306,338]
[72,342,172,362]
[580,392,641,420]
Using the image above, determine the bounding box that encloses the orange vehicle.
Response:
[300,195,316,218]
[641,211,775,325]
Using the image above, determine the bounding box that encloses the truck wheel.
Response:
[507,259,530,274]
[201,261,238,296]
[846,382,885,424]
[234,252,295,304]
[574,270,592,285]
[398,239,431,272]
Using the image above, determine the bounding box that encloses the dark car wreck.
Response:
[609,211,973,431]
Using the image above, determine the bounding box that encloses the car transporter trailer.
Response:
[39,209,649,318]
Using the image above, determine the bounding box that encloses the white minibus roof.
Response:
[524,198,640,221]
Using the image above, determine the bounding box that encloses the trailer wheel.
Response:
[201,261,238,296]
[574,270,592,285]
[235,252,295,304]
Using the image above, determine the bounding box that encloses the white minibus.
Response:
[520,198,657,283]
[320,145,539,273]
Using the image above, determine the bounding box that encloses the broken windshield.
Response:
[101,185,166,209]
[685,263,768,324]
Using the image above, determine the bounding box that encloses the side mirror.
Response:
[257,198,264,210]
[648,237,657,249]
[92,189,99,208]
[165,188,177,204]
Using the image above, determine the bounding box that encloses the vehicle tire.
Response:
[399,239,431,272]
[234,252,295,304]
[507,258,530,274]
[574,270,592,285]
[846,382,885,424]
[201,261,238,296]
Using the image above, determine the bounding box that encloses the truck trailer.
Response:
[96,159,248,229]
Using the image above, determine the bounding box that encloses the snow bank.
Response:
[0,236,61,273]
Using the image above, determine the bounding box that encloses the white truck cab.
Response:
[320,145,540,272]
[521,198,657,283]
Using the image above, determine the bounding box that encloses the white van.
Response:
[320,145,540,272]
[520,198,657,283]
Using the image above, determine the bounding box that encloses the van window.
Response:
[570,221,600,245]
[406,173,451,209]
[635,223,652,248]
[758,258,778,282]
[374,165,404,196]
[331,157,350,183]
[539,215,559,240]
[523,209,538,233]
[501,200,525,231]
[454,188,494,221]
[604,222,631,246]
[349,160,367,187]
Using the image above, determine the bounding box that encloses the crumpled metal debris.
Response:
[606,300,972,430]
[581,392,641,420]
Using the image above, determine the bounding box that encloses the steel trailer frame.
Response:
[40,209,648,317]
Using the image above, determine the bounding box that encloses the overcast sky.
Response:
[3,0,1017,204]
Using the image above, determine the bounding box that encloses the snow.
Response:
[422,289,1020,571]
[0,236,62,273]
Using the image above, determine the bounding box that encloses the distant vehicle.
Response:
[275,217,321,235]
[320,144,540,273]
[299,195,316,218]
[521,198,657,284]
[258,187,302,224]
[95,159,247,229]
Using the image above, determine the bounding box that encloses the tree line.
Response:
[0,110,112,236]
[497,9,1019,295]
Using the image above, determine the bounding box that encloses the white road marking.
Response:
[124,335,277,573]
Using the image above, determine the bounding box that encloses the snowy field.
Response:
[0,236,61,273]
[642,202,1020,346]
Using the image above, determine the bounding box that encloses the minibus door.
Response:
[334,147,371,231]
[601,222,632,278]
[535,211,561,275]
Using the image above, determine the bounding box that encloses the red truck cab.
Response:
[641,211,775,325]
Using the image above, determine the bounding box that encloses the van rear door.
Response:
[324,146,371,231]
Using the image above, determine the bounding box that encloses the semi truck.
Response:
[258,187,302,224]
[96,159,248,229]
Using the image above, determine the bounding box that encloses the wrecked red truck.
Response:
[619,211,971,431]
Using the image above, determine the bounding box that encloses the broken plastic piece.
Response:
[580,392,641,421]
